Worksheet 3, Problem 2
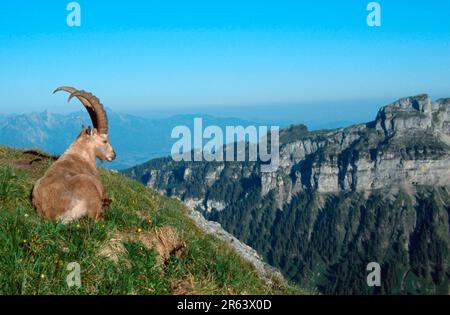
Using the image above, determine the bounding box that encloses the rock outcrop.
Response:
[184,202,284,283]
[271,95,450,195]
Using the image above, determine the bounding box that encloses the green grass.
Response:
[0,146,303,295]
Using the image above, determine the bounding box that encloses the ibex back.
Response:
[32,87,116,223]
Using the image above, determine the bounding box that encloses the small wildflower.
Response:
[40,273,45,279]
[76,224,81,229]
[24,214,29,218]
[137,228,142,233]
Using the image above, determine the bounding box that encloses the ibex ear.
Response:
[86,126,94,137]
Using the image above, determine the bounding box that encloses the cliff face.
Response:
[272,95,450,196]
[124,95,450,294]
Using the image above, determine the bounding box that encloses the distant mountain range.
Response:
[0,111,260,169]
[124,94,450,294]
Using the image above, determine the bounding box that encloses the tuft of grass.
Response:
[0,165,23,203]
[0,146,304,295]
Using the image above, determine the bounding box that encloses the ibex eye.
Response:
[103,140,108,144]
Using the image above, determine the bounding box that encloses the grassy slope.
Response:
[0,146,302,295]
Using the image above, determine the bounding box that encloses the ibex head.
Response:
[81,126,116,162]
[54,86,116,163]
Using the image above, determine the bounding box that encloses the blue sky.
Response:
[0,0,449,114]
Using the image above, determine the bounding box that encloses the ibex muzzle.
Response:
[32,87,116,222]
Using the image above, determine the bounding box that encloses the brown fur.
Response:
[32,129,116,222]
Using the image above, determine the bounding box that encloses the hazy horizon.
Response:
[2,93,449,131]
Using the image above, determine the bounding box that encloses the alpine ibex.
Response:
[32,87,116,222]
